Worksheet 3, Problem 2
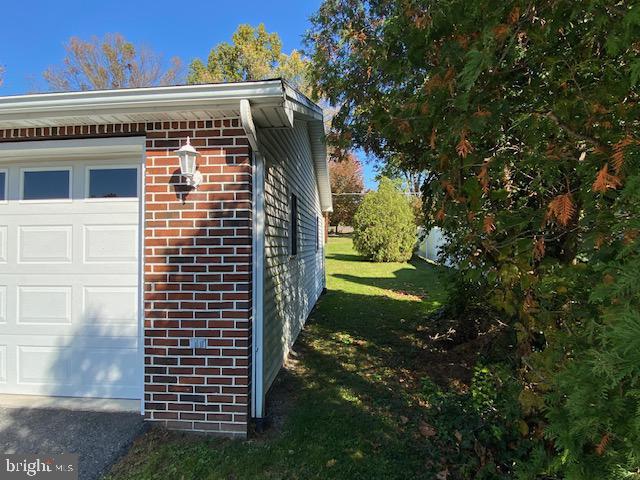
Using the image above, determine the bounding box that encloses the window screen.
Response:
[23,170,70,200]
[0,172,5,201]
[290,194,298,256]
[89,168,138,198]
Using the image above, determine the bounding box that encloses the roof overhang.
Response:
[0,79,331,210]
[0,79,322,129]
[307,119,332,212]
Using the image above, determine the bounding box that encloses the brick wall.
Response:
[0,119,254,437]
[144,119,252,437]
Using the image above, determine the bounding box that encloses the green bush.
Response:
[352,177,416,262]
[419,365,538,480]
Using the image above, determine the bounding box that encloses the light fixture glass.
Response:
[175,137,202,188]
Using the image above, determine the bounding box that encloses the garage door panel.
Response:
[0,226,7,263]
[83,286,138,326]
[0,159,141,400]
[2,325,139,339]
[17,344,139,385]
[17,346,68,385]
[1,264,137,276]
[3,334,139,349]
[11,345,139,398]
[3,332,140,397]
[0,286,6,324]
[0,346,6,384]
[1,273,137,336]
[76,347,140,388]
[18,286,72,325]
[0,199,139,215]
[84,225,138,263]
[18,226,73,263]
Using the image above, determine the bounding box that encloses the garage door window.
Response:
[0,170,6,201]
[22,169,71,200]
[88,167,138,198]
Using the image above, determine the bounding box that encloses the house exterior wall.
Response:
[0,120,253,437]
[260,122,326,393]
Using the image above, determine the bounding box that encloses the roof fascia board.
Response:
[0,81,287,124]
[240,99,259,152]
[282,81,323,117]
[0,80,286,105]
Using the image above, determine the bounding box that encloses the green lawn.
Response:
[107,237,449,480]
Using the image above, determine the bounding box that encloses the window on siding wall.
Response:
[290,193,298,256]
[316,215,320,252]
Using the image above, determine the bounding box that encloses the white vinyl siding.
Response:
[261,121,325,392]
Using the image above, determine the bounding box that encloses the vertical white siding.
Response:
[416,227,446,262]
[260,121,325,392]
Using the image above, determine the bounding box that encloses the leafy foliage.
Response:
[353,177,416,262]
[329,153,365,230]
[309,0,640,476]
[188,24,311,95]
[43,33,182,91]
[419,365,536,479]
[376,154,427,224]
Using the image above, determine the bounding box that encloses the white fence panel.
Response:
[416,227,451,265]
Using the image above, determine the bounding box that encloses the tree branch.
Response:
[542,111,603,149]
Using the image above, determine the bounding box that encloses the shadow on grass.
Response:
[109,293,443,479]
[327,252,365,262]
[332,258,450,296]
[238,283,453,478]
[107,240,457,480]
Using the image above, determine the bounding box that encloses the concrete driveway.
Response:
[0,406,146,480]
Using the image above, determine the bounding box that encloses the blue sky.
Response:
[0,0,378,189]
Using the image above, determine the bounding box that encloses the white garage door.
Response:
[0,158,142,400]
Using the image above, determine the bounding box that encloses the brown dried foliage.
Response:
[483,215,496,234]
[546,193,576,227]
[456,131,474,158]
[592,164,622,193]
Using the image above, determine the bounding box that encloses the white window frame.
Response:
[20,166,73,203]
[84,164,141,201]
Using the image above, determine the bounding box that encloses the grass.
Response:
[107,237,451,480]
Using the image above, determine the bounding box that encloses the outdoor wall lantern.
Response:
[175,137,202,189]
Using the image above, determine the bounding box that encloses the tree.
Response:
[0,65,4,87]
[43,33,182,91]
[353,177,416,262]
[376,154,426,195]
[188,24,311,96]
[309,1,640,477]
[329,153,364,232]
[376,154,428,225]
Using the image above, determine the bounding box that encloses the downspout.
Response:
[241,99,266,426]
